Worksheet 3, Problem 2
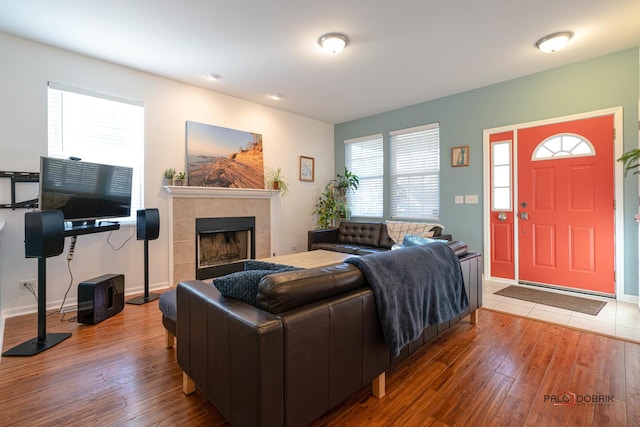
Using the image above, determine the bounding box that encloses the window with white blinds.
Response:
[47,83,144,222]
[390,123,440,220]
[345,134,383,218]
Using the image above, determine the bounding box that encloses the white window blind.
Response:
[47,83,144,222]
[345,134,383,218]
[390,123,440,220]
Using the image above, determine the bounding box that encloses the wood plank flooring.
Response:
[1,297,639,426]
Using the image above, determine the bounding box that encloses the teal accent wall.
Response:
[335,48,639,296]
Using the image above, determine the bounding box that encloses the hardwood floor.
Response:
[1,298,639,426]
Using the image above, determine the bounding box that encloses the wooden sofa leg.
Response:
[166,330,175,348]
[372,372,386,398]
[183,372,196,395]
[470,309,479,324]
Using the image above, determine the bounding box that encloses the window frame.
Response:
[389,123,440,221]
[47,82,144,223]
[345,133,384,218]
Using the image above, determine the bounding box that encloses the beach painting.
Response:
[186,121,264,188]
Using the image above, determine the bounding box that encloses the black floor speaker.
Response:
[78,274,125,324]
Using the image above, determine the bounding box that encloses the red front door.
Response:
[517,115,615,294]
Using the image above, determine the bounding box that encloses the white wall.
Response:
[0,32,335,318]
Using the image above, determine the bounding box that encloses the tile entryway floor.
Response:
[483,280,640,343]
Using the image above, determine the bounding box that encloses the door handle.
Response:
[497,212,507,222]
[520,212,529,220]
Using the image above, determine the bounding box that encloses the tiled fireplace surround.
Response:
[165,187,273,285]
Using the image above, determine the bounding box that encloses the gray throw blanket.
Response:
[346,243,468,357]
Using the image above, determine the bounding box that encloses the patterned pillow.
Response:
[213,270,274,306]
[215,262,302,306]
[244,260,298,271]
[402,234,445,247]
[385,221,445,244]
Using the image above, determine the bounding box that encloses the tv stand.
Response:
[64,221,120,237]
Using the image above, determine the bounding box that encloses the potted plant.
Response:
[265,167,289,195]
[313,168,358,229]
[617,149,640,177]
[164,168,176,185]
[173,171,186,186]
[335,167,359,196]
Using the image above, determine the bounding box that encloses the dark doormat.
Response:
[494,285,607,316]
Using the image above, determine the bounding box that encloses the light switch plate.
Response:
[454,195,464,204]
[465,194,478,204]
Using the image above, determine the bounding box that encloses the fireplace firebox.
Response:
[196,216,255,280]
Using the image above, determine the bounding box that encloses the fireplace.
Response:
[196,216,256,280]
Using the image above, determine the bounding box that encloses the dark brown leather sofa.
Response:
[175,250,482,427]
[308,221,452,254]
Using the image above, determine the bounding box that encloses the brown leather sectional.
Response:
[308,220,452,254]
[175,251,482,426]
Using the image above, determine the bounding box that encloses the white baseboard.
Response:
[1,281,170,319]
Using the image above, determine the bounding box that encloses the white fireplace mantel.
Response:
[163,186,275,199]
[166,186,273,285]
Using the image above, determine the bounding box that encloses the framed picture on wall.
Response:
[451,145,470,167]
[300,156,315,181]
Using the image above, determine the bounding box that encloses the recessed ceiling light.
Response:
[269,94,283,100]
[207,73,221,80]
[318,33,349,54]
[535,31,573,53]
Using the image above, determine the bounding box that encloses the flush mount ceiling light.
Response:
[207,73,221,80]
[269,94,283,100]
[318,33,349,54]
[535,31,574,53]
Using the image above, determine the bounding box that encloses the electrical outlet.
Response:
[20,279,36,290]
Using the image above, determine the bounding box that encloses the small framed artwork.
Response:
[451,146,470,167]
[299,156,315,182]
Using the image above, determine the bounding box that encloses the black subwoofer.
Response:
[78,274,125,324]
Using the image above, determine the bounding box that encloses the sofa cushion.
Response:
[354,247,390,255]
[309,242,361,254]
[256,263,365,314]
[337,222,383,247]
[159,288,177,322]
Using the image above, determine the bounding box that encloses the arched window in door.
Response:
[532,133,595,160]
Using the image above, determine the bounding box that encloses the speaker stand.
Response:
[3,258,71,356]
[126,239,159,305]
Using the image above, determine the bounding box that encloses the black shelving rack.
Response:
[0,171,39,209]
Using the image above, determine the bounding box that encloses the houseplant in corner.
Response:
[265,167,289,195]
[313,168,359,229]
[335,167,359,196]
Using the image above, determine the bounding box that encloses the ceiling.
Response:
[1,1,639,124]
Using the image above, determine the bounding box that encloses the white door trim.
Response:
[483,107,625,300]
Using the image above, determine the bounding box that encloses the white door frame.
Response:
[482,107,625,300]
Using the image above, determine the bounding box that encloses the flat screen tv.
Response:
[39,156,133,224]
